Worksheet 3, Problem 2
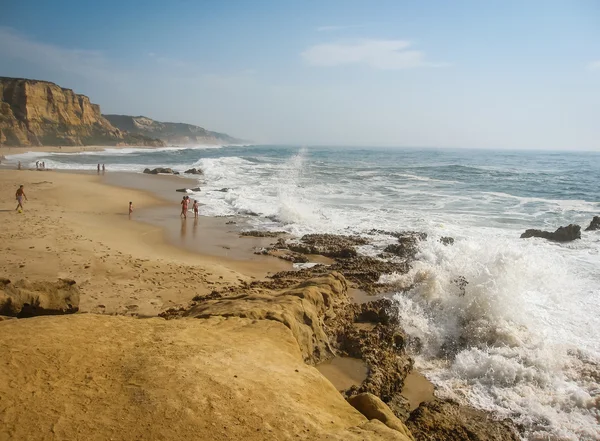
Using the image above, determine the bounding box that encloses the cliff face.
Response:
[0,77,164,147]
[104,114,243,146]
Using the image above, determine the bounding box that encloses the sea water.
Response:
[7,145,600,440]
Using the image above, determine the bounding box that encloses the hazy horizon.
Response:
[2,0,599,150]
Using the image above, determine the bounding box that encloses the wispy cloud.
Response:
[302,39,447,70]
[0,26,122,82]
[588,60,600,71]
[316,25,365,32]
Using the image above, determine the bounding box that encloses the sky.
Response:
[1,0,599,150]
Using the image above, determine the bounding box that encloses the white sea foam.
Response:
[388,235,600,440]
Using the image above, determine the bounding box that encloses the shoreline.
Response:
[0,166,521,440]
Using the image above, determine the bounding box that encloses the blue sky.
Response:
[1,0,599,149]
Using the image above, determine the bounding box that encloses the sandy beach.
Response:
[0,165,518,441]
[0,169,281,316]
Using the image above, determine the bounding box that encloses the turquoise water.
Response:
[9,145,600,440]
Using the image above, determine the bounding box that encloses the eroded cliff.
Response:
[0,77,164,147]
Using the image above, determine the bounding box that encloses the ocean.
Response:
[7,145,600,440]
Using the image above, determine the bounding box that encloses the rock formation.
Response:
[585,216,600,231]
[520,224,581,242]
[143,167,179,175]
[0,277,80,317]
[0,77,164,147]
[0,313,413,441]
[104,114,243,146]
[184,167,203,175]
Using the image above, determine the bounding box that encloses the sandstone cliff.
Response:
[104,114,243,146]
[0,77,164,147]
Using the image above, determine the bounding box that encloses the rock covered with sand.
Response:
[0,313,413,441]
[0,278,79,317]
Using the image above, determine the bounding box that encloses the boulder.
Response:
[520,224,581,242]
[348,393,415,440]
[143,167,176,175]
[440,237,454,246]
[585,216,600,231]
[0,278,80,317]
[184,168,203,175]
[406,399,519,441]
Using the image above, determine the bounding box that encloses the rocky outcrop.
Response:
[585,216,600,231]
[286,234,369,259]
[143,167,179,175]
[184,273,349,363]
[406,399,519,441]
[0,77,164,147]
[0,314,413,441]
[184,168,203,175]
[104,114,244,146]
[0,278,79,317]
[520,224,581,242]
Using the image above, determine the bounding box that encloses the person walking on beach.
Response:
[180,196,189,219]
[36,161,39,170]
[102,164,106,173]
[129,201,133,216]
[15,185,27,212]
[193,199,199,218]
[17,161,21,170]
[97,164,100,174]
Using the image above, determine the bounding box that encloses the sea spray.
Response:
[389,235,600,440]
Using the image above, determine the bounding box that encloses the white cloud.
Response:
[588,60,600,71]
[302,39,447,70]
[0,26,121,82]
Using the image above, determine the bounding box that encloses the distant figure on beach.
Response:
[102,164,106,173]
[15,185,27,212]
[193,199,199,218]
[129,201,133,217]
[17,161,21,170]
[42,161,45,169]
[180,196,189,218]
[36,161,39,170]
[97,164,100,173]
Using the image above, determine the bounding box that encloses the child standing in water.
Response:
[193,199,199,218]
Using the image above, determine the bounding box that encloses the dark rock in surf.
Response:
[176,187,201,192]
[407,399,520,441]
[143,167,176,175]
[287,234,369,259]
[240,231,286,238]
[440,236,454,245]
[184,168,203,175]
[520,224,581,242]
[215,188,230,192]
[585,216,600,231]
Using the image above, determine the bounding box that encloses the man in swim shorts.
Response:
[15,185,28,211]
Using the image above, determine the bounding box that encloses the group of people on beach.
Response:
[180,195,199,219]
[35,161,46,170]
[97,164,105,173]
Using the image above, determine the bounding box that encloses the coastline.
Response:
[0,166,521,440]
[0,144,167,158]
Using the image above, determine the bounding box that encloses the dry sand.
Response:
[0,170,273,316]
